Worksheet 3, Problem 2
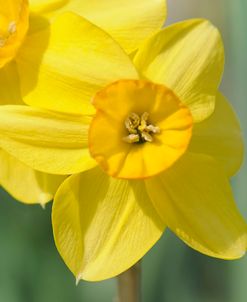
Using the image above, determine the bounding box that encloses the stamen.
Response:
[125,112,140,134]
[141,131,153,142]
[146,124,160,134]
[8,21,17,34]
[123,112,160,144]
[0,38,5,47]
[0,21,17,48]
[123,134,140,143]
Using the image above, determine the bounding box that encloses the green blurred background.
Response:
[1,0,247,301]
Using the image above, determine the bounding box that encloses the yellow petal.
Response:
[189,92,244,177]
[29,0,65,13]
[89,80,193,179]
[0,105,96,175]
[145,153,247,259]
[0,61,23,104]
[134,19,224,122]
[16,12,139,115]
[0,0,29,68]
[0,149,66,205]
[29,0,167,53]
[52,167,164,281]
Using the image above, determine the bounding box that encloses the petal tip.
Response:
[76,274,82,286]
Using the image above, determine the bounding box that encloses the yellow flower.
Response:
[0,11,246,281]
[0,0,166,204]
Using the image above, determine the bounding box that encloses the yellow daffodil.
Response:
[0,10,246,282]
[0,0,166,204]
[0,0,64,205]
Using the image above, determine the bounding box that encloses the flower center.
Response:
[123,112,160,144]
[89,79,193,179]
[0,0,29,68]
[0,15,17,47]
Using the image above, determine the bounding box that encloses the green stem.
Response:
[117,262,141,302]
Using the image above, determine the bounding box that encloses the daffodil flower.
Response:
[0,11,246,281]
[0,0,166,204]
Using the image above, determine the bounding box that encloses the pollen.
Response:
[123,112,160,144]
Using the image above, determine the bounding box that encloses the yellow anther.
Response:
[125,112,140,134]
[146,124,160,134]
[141,131,153,142]
[0,38,5,47]
[8,21,17,34]
[0,19,17,48]
[123,134,140,143]
[141,112,149,121]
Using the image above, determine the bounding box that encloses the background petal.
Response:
[145,153,247,259]
[0,149,66,205]
[52,167,165,281]
[0,105,96,175]
[189,93,244,177]
[0,61,23,105]
[29,0,167,53]
[134,19,224,122]
[16,12,139,115]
